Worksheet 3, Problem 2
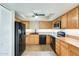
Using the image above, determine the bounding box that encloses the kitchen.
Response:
[0,3,79,56]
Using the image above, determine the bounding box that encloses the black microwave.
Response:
[54,21,61,29]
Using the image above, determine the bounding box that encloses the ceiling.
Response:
[1,3,79,21]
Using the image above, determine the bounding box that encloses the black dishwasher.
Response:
[50,36,55,51]
[39,35,46,44]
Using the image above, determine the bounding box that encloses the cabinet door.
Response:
[26,35,30,44]
[29,35,35,44]
[61,46,69,56]
[55,39,61,55]
[60,41,69,56]
[69,50,79,56]
[61,14,68,29]
[68,7,79,29]
[34,35,39,44]
[46,35,50,44]
[69,44,79,56]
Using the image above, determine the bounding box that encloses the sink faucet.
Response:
[35,29,37,34]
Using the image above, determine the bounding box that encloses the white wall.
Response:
[29,21,39,29]
[0,5,14,56]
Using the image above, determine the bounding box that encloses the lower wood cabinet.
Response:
[26,34,39,44]
[55,39,61,55]
[55,38,79,56]
[26,35,51,45]
[29,35,35,44]
[69,44,79,56]
[60,41,69,56]
[34,35,39,44]
[46,35,51,44]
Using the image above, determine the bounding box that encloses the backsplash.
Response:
[64,29,79,36]
[26,29,79,36]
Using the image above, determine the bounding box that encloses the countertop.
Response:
[56,37,79,48]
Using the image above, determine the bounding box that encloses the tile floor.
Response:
[22,45,56,56]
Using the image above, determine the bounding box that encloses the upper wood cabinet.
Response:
[52,19,57,28]
[61,14,68,29]
[52,17,61,29]
[20,21,29,29]
[26,21,29,29]
[67,7,79,29]
[39,21,52,29]
[52,6,79,29]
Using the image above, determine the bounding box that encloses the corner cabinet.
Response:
[67,7,79,29]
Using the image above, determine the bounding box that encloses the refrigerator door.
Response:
[15,22,20,56]
[15,22,26,56]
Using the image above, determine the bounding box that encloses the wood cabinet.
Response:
[26,35,51,45]
[25,21,29,29]
[52,19,56,28]
[67,7,79,29]
[21,21,29,29]
[61,14,68,29]
[60,41,69,56]
[52,6,79,29]
[34,35,39,44]
[39,21,52,29]
[46,35,51,44]
[69,44,79,56]
[55,38,79,56]
[55,39,61,55]
[26,34,39,44]
[29,35,35,44]
[52,18,61,29]
[15,17,29,29]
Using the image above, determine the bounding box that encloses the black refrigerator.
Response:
[15,22,25,56]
